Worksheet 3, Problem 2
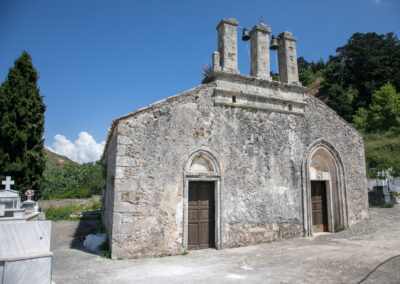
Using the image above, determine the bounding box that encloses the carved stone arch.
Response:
[302,139,348,235]
[183,147,222,250]
[184,148,221,174]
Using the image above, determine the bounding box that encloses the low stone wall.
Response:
[38,195,101,210]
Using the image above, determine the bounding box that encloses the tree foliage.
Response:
[0,51,46,197]
[353,83,400,134]
[297,57,326,87]
[314,32,400,121]
[364,134,400,177]
[40,160,103,200]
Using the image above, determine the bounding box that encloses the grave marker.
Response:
[1,176,15,191]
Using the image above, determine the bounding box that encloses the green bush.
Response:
[41,160,103,200]
[45,205,75,221]
[364,135,400,177]
[381,202,396,208]
[44,201,101,221]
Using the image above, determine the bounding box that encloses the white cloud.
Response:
[47,132,105,163]
[374,0,389,5]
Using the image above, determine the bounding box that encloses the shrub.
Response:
[41,160,103,200]
[44,201,101,221]
[381,202,396,208]
[45,205,75,221]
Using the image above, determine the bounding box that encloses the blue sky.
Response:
[0,0,399,162]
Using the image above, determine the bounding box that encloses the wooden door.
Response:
[188,181,215,250]
[311,181,328,232]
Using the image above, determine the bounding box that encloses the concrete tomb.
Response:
[102,18,369,259]
[0,176,53,284]
[0,177,43,222]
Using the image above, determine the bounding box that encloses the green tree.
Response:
[0,51,46,197]
[353,83,400,134]
[353,107,368,134]
[297,57,325,87]
[318,32,400,118]
[317,82,355,122]
[40,160,103,200]
[367,83,400,134]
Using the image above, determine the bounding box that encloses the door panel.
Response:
[188,181,215,250]
[188,223,198,246]
[311,181,328,233]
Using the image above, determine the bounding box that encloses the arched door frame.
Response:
[302,139,348,235]
[183,147,222,250]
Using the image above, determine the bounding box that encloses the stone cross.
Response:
[1,176,15,191]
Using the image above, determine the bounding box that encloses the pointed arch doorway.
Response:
[303,141,348,235]
[183,149,222,250]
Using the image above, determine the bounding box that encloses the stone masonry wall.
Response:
[106,82,368,259]
[102,128,118,242]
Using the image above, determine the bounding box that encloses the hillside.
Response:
[45,147,74,169]
[41,148,102,199]
[363,135,400,178]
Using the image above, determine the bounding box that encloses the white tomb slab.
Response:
[0,221,53,284]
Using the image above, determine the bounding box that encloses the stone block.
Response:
[118,135,132,145]
[113,202,135,213]
[116,156,135,167]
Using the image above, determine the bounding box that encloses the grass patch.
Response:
[101,251,111,259]
[381,202,396,208]
[364,134,400,177]
[44,200,101,221]
[45,206,75,221]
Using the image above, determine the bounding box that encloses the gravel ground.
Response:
[51,205,400,284]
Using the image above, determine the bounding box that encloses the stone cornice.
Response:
[202,71,306,93]
[216,18,238,30]
[250,24,271,34]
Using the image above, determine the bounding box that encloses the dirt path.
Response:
[51,206,400,284]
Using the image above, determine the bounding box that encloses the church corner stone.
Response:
[101,18,369,259]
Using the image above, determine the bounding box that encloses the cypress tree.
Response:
[0,51,46,197]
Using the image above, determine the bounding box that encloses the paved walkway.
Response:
[52,206,400,284]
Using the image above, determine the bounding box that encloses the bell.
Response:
[270,35,279,50]
[242,28,251,41]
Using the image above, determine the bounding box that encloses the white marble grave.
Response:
[0,176,53,284]
[0,176,43,222]
[0,221,53,284]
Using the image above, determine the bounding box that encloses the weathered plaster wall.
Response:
[303,96,369,226]
[105,80,368,259]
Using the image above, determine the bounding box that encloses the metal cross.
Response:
[258,16,264,24]
[1,176,15,191]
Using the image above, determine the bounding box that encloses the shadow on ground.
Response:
[359,255,400,283]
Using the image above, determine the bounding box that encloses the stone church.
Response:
[102,18,369,259]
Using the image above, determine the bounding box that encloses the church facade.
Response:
[102,18,369,259]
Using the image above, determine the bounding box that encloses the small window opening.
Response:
[232,96,236,103]
[288,104,293,111]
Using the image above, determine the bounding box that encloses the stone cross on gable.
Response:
[1,176,15,191]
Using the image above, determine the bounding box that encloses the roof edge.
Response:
[101,83,215,159]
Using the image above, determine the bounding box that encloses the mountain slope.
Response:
[44,147,74,169]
